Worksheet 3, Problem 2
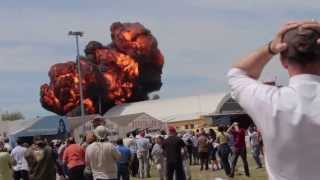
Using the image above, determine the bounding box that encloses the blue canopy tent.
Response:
[9,115,70,144]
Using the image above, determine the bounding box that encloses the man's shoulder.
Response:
[124,146,131,153]
[165,135,175,141]
[86,143,94,151]
[118,145,129,149]
[0,152,10,161]
[87,142,108,152]
[11,147,18,154]
[68,144,81,151]
[103,142,115,148]
[138,137,149,143]
[74,143,84,150]
[13,146,26,153]
[168,136,183,143]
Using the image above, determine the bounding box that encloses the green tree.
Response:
[1,111,24,121]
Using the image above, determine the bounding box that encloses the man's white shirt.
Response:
[228,68,320,180]
[11,145,29,171]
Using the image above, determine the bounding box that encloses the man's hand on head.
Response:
[300,20,320,44]
[270,20,320,54]
[269,22,301,55]
[230,20,320,80]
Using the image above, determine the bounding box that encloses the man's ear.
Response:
[280,57,289,69]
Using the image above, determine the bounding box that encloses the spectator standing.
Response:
[151,136,165,180]
[227,122,250,177]
[216,126,231,177]
[227,20,320,180]
[63,137,86,180]
[57,140,69,179]
[25,136,56,180]
[208,129,220,171]
[126,133,138,177]
[163,126,186,180]
[85,125,121,180]
[191,132,199,165]
[11,138,29,180]
[58,141,67,162]
[182,131,193,166]
[146,136,153,178]
[197,131,209,171]
[0,141,13,180]
[83,131,97,180]
[116,138,131,180]
[50,141,65,180]
[248,126,263,168]
[136,131,151,178]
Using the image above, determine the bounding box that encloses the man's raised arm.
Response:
[232,22,300,79]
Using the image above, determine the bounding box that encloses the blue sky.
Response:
[0,0,319,118]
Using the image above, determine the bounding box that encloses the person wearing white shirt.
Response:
[85,126,121,180]
[248,126,263,168]
[125,133,139,177]
[11,138,29,180]
[228,20,320,180]
[191,133,199,165]
[136,131,151,178]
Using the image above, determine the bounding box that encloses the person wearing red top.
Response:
[227,122,250,177]
[63,137,86,180]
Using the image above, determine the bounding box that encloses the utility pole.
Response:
[68,31,85,132]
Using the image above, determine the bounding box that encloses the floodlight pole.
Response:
[68,31,85,118]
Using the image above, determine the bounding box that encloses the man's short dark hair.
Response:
[16,138,23,145]
[116,138,123,145]
[281,27,320,65]
[33,136,46,147]
[126,133,130,138]
[67,137,76,144]
[218,125,225,132]
[33,136,43,142]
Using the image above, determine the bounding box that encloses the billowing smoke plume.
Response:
[40,22,164,115]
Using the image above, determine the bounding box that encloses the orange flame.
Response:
[96,48,139,104]
[40,22,164,116]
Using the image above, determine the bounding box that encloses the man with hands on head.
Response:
[228,20,320,180]
[227,122,249,177]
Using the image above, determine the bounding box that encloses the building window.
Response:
[190,124,194,129]
[185,125,189,129]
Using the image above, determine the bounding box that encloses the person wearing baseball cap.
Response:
[228,20,320,180]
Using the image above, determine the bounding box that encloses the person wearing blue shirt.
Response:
[116,138,131,180]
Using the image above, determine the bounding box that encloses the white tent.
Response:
[105,93,226,122]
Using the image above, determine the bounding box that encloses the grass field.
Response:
[132,155,268,180]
